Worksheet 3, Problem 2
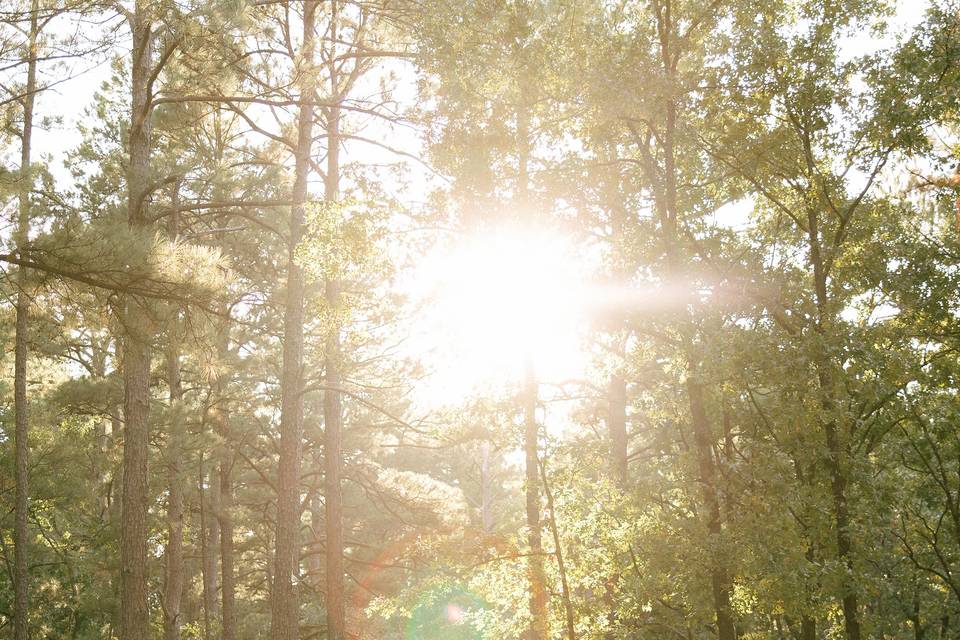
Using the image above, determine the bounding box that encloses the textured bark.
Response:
[13,3,38,639]
[120,3,154,639]
[270,3,317,638]
[607,373,628,486]
[324,4,346,635]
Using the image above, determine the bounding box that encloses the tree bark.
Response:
[512,13,549,631]
[524,360,549,640]
[120,3,154,638]
[607,373,628,486]
[200,458,220,639]
[324,278,345,640]
[806,205,861,640]
[541,459,576,640]
[163,293,185,640]
[688,378,737,640]
[13,3,38,638]
[324,4,346,635]
[271,2,317,638]
[212,323,236,640]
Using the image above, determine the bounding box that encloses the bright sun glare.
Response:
[410,222,594,407]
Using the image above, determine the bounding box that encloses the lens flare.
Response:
[404,585,488,640]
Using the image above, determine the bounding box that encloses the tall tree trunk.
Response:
[163,290,185,640]
[120,3,154,639]
[201,458,220,639]
[271,2,317,637]
[806,206,861,640]
[607,373,628,486]
[687,378,737,640]
[541,459,576,640]
[198,451,220,640]
[603,369,628,632]
[652,10,737,632]
[524,360,549,640]
[324,4,346,635]
[212,323,236,640]
[13,3,38,638]
[513,15,549,630]
[324,278,345,640]
[307,481,323,585]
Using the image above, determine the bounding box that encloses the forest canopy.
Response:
[1,1,960,639]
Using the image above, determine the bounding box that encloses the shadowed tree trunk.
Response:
[524,360,549,640]
[13,3,38,639]
[120,2,155,638]
[200,453,220,639]
[512,8,549,631]
[163,302,185,640]
[163,186,185,640]
[607,373,628,486]
[806,205,861,640]
[644,8,737,634]
[271,2,317,638]
[687,378,737,640]
[324,4,346,636]
[541,459,576,640]
[213,322,236,640]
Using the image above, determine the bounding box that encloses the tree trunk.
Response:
[513,18,549,631]
[607,373,628,486]
[120,3,154,638]
[200,458,220,639]
[524,360,549,640]
[212,324,236,640]
[324,278,346,640]
[541,459,576,640]
[324,4,346,635]
[270,2,317,637]
[13,3,38,638]
[163,295,185,640]
[307,481,323,585]
[651,10,737,630]
[687,378,737,640]
[806,206,861,640]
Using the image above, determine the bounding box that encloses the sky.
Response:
[26,0,932,182]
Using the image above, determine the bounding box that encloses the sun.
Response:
[408,221,595,407]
